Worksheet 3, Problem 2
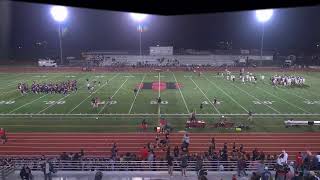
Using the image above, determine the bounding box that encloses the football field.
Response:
[0,71,320,132]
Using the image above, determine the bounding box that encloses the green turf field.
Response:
[0,71,319,132]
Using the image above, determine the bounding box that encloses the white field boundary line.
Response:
[189,78,221,114]
[172,72,190,114]
[36,74,92,114]
[229,83,281,114]
[256,87,311,113]
[0,113,319,116]
[203,75,248,113]
[98,78,129,114]
[128,74,146,114]
[68,73,119,114]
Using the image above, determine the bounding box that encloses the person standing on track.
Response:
[0,128,7,144]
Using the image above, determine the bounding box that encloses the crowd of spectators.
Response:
[2,133,320,180]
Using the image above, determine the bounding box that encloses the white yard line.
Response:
[189,78,221,114]
[128,74,146,114]
[9,94,49,114]
[98,78,129,114]
[68,74,119,114]
[203,75,248,113]
[256,87,311,113]
[229,83,281,114]
[275,87,311,102]
[172,72,190,114]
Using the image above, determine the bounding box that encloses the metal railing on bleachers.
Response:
[13,160,276,172]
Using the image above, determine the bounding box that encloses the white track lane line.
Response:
[128,74,146,114]
[172,72,190,114]
[68,73,119,114]
[229,83,281,114]
[256,86,311,113]
[98,78,129,114]
[189,77,220,114]
[203,75,248,113]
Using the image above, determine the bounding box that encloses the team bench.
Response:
[284,120,320,128]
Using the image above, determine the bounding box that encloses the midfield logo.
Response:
[135,82,183,91]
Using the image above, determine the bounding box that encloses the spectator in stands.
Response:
[167,153,174,176]
[316,152,320,170]
[260,166,272,180]
[147,151,155,162]
[140,146,148,161]
[60,152,68,161]
[111,142,118,159]
[180,154,188,177]
[237,156,247,177]
[182,133,190,149]
[42,159,54,180]
[195,155,203,172]
[0,128,7,144]
[174,146,179,158]
[20,165,32,180]
[250,172,260,180]
[94,170,103,180]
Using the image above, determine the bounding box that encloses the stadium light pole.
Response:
[50,6,68,65]
[130,13,148,60]
[255,9,273,63]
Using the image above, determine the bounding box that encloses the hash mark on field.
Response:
[68,74,119,114]
[230,83,281,114]
[173,72,190,113]
[189,78,220,114]
[256,87,311,113]
[128,74,146,114]
[98,78,129,114]
[204,75,248,113]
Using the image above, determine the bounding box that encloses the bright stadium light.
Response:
[50,6,68,22]
[50,6,68,65]
[129,13,149,60]
[130,13,148,22]
[255,9,273,64]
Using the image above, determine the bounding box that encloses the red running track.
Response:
[1,132,320,159]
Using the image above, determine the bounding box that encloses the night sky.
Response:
[0,1,320,60]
